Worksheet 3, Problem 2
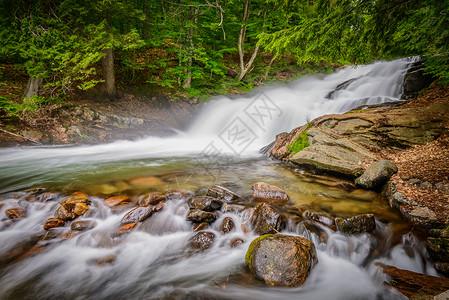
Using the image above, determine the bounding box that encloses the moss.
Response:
[287,130,310,155]
[345,109,364,114]
[245,234,274,268]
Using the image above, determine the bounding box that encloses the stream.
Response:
[0,58,438,299]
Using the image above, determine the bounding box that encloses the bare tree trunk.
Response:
[22,77,43,99]
[236,0,260,82]
[101,48,116,99]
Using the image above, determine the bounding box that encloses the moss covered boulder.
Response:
[245,234,317,287]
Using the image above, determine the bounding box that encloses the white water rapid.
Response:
[0,57,438,300]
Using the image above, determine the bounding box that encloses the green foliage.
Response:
[287,129,310,154]
[0,95,62,117]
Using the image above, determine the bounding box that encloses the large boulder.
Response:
[245,234,317,287]
[206,185,241,202]
[251,203,286,235]
[402,62,435,100]
[251,182,289,202]
[355,160,398,189]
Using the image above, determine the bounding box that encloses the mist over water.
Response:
[0,57,433,299]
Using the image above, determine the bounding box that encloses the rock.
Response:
[186,209,218,223]
[376,263,449,298]
[54,203,76,221]
[88,255,116,266]
[326,78,358,99]
[165,190,194,200]
[221,203,245,213]
[111,203,135,214]
[355,160,398,189]
[251,203,286,235]
[129,176,164,189]
[193,222,208,232]
[303,211,335,228]
[251,182,289,202]
[64,192,91,205]
[119,222,138,234]
[74,203,90,216]
[230,238,245,248]
[419,181,433,189]
[220,217,235,234]
[42,228,65,240]
[121,206,154,224]
[71,220,96,231]
[29,192,59,202]
[426,227,449,275]
[402,62,435,99]
[188,231,216,251]
[245,234,317,287]
[104,195,130,207]
[140,193,166,206]
[44,218,66,230]
[206,185,241,203]
[5,208,27,219]
[304,222,329,244]
[188,196,223,212]
[335,214,376,234]
[409,206,437,220]
[390,191,411,207]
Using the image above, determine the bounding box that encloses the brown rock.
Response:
[335,214,376,234]
[231,238,245,248]
[88,254,116,266]
[303,211,335,229]
[64,193,91,205]
[186,209,218,223]
[44,218,66,230]
[104,195,130,207]
[5,208,27,219]
[74,203,90,216]
[71,220,96,231]
[140,193,166,206]
[252,182,289,202]
[193,222,208,232]
[119,222,138,234]
[165,190,194,200]
[121,206,154,224]
[221,217,235,234]
[153,202,164,213]
[188,196,223,212]
[251,203,287,235]
[206,185,241,203]
[188,231,216,251]
[54,203,76,221]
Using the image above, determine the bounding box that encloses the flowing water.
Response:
[0,58,438,299]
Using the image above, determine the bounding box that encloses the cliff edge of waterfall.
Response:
[270,84,449,228]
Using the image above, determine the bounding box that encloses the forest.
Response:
[0,0,448,115]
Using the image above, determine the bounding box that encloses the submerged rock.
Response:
[220,217,235,234]
[104,195,131,207]
[5,208,27,219]
[121,206,154,224]
[188,196,223,212]
[119,222,138,234]
[140,193,166,206]
[335,214,376,234]
[71,220,96,231]
[186,209,218,223]
[165,190,194,201]
[193,222,209,232]
[251,182,289,202]
[245,234,317,287]
[188,231,216,251]
[251,203,286,235]
[206,185,241,203]
[355,160,398,189]
[44,218,66,230]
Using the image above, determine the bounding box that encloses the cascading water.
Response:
[0,57,436,300]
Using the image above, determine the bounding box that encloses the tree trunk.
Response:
[22,77,43,99]
[101,48,116,99]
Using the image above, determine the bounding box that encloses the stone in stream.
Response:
[251,182,289,202]
[188,196,223,212]
[119,222,138,234]
[54,203,77,221]
[5,208,27,219]
[64,192,91,205]
[193,222,208,232]
[220,217,235,234]
[74,203,90,216]
[165,190,194,201]
[426,226,449,275]
[206,185,241,203]
[121,206,155,224]
[71,220,96,231]
[355,160,398,189]
[251,203,286,235]
[303,211,335,229]
[88,254,116,266]
[44,218,66,230]
[245,234,317,287]
[335,214,376,234]
[28,192,59,202]
[230,238,245,248]
[140,193,166,206]
[188,231,216,251]
[104,195,131,207]
[186,209,218,224]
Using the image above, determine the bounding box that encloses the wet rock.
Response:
[54,203,76,221]
[402,62,435,100]
[153,202,164,213]
[44,218,66,230]
[220,217,235,234]
[186,209,218,223]
[251,203,287,235]
[326,78,357,99]
[104,195,131,207]
[193,222,208,232]
[74,203,90,216]
[119,222,138,234]
[5,208,27,219]
[188,231,216,251]
[245,234,317,287]
[165,190,194,200]
[426,227,449,275]
[29,192,59,202]
[231,238,245,248]
[303,211,335,229]
[129,176,164,189]
[304,222,329,244]
[140,193,166,206]
[376,263,449,298]
[206,185,241,203]
[355,160,398,189]
[252,182,289,202]
[88,254,116,266]
[121,206,154,224]
[71,220,96,231]
[188,196,223,212]
[42,228,65,240]
[111,203,135,214]
[221,203,245,213]
[335,214,376,234]
[65,191,91,204]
